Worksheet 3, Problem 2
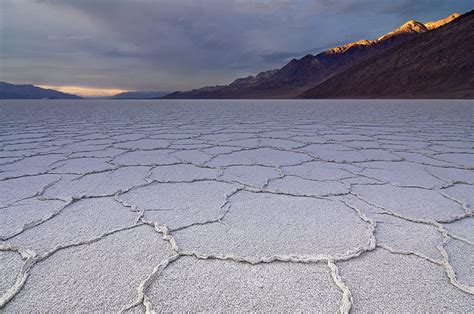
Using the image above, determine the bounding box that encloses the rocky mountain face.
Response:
[301,11,473,99]
[165,13,464,99]
[425,13,461,29]
[0,82,81,99]
[376,20,428,42]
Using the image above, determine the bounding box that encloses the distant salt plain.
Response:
[0,99,473,312]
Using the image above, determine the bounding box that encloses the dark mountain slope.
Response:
[165,13,460,99]
[301,11,474,99]
[0,82,81,99]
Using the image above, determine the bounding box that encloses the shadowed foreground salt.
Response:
[0,100,473,312]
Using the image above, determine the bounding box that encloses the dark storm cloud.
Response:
[1,0,472,92]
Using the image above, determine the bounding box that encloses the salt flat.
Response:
[0,99,473,312]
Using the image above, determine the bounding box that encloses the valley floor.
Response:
[0,99,473,312]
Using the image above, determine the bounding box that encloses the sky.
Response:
[0,0,472,96]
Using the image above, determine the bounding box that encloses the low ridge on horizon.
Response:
[0,82,172,100]
[0,82,82,100]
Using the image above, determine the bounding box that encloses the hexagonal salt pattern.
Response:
[0,99,472,311]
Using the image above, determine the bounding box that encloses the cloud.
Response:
[1,0,472,91]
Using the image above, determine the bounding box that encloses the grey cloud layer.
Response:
[1,0,472,91]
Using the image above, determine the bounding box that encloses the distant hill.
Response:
[109,91,169,99]
[0,82,81,99]
[301,11,473,99]
[0,82,82,99]
[164,12,467,99]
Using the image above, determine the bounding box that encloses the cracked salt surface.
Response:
[0,99,473,312]
[338,249,473,312]
[3,226,172,312]
[146,257,341,312]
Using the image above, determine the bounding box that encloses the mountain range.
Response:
[165,12,473,99]
[2,11,471,100]
[0,82,81,99]
[302,12,473,98]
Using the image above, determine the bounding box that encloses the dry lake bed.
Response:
[0,99,473,312]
